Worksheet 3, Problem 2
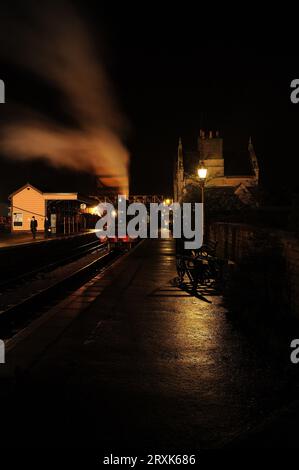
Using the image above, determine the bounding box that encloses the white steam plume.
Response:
[0,1,129,194]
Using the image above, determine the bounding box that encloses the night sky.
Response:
[0,2,299,202]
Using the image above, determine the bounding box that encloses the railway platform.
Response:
[0,229,99,249]
[0,238,298,450]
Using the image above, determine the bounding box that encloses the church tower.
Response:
[198,130,224,178]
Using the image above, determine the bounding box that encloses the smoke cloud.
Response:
[0,1,129,194]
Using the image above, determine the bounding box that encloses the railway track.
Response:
[0,243,130,340]
[0,237,106,292]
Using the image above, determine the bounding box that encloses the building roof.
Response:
[8,182,99,207]
[8,183,43,199]
[9,183,78,200]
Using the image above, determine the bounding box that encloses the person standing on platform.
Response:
[30,216,38,239]
[44,217,51,238]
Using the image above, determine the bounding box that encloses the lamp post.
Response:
[197,162,207,236]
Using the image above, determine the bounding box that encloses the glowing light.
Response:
[89,206,99,215]
[198,166,207,180]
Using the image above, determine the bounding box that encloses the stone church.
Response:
[173,130,259,208]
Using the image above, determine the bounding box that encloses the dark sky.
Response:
[1,2,299,202]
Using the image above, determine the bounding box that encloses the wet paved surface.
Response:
[1,238,298,449]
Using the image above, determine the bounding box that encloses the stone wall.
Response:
[208,222,299,319]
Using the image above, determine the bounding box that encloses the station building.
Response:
[9,183,98,234]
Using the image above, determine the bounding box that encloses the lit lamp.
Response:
[197,162,207,200]
[198,166,207,181]
[197,162,207,235]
